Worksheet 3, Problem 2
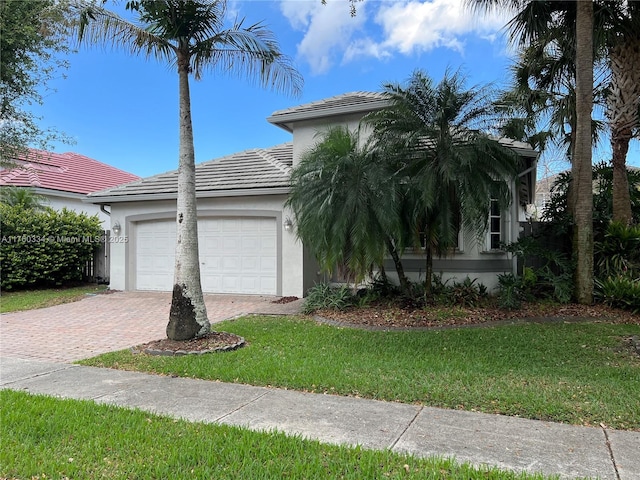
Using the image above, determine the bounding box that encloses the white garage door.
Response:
[136,217,277,295]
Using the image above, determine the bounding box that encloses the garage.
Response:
[135,217,277,295]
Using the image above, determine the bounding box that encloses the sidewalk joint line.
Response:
[600,424,621,480]
[0,363,75,386]
[390,405,423,450]
[215,389,271,422]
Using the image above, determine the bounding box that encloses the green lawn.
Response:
[80,316,640,430]
[0,284,108,313]
[0,390,561,480]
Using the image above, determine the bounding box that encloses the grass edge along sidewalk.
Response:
[79,315,640,431]
[0,389,564,480]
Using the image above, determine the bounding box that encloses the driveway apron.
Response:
[0,291,298,363]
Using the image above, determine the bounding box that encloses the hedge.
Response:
[0,205,102,290]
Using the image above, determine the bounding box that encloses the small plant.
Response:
[448,277,488,308]
[302,283,355,314]
[497,273,524,310]
[595,275,640,314]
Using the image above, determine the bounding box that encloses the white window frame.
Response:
[484,196,504,252]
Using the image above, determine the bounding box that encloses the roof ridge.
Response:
[255,144,292,175]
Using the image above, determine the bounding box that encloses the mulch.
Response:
[131,302,637,355]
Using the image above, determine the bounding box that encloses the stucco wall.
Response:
[40,191,109,225]
[291,114,366,166]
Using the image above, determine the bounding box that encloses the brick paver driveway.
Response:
[0,291,302,363]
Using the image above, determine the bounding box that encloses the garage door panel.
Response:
[136,217,277,295]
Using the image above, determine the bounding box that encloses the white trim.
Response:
[85,187,291,204]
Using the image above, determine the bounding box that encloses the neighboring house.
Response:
[87,92,538,297]
[0,148,140,225]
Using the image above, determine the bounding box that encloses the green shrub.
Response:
[503,236,574,304]
[497,273,524,310]
[595,275,640,314]
[302,283,355,314]
[424,275,487,308]
[447,277,488,307]
[0,205,102,290]
[595,222,640,279]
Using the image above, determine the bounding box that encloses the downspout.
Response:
[100,204,111,216]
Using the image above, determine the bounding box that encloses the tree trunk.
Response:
[385,237,409,292]
[166,48,210,340]
[608,38,640,225]
[573,0,594,304]
[424,244,433,296]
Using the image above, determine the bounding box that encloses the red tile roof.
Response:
[0,149,140,194]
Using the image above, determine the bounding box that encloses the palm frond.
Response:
[71,1,175,64]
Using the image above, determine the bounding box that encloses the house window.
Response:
[486,197,503,251]
[417,210,463,253]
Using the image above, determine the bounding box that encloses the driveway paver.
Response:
[0,291,302,363]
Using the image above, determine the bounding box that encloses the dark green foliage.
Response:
[0,204,102,290]
[302,283,355,314]
[286,126,406,285]
[0,0,71,161]
[542,162,640,238]
[593,222,640,314]
[428,275,488,308]
[502,236,574,305]
[0,186,48,210]
[595,275,640,314]
[595,221,640,279]
[497,273,525,310]
[448,277,488,307]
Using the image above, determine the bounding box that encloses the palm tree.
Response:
[73,0,302,340]
[498,0,639,226]
[469,0,596,302]
[605,1,640,225]
[574,0,595,304]
[0,186,48,210]
[367,70,520,295]
[286,126,411,291]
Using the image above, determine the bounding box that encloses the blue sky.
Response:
[37,0,640,179]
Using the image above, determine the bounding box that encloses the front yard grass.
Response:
[0,389,562,479]
[0,284,108,313]
[80,316,640,430]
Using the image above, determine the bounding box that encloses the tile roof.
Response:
[0,149,140,194]
[88,143,293,202]
[267,91,391,131]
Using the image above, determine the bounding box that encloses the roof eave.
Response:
[85,186,291,204]
[267,99,391,132]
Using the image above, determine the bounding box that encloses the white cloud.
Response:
[373,0,508,55]
[280,0,511,74]
[279,0,367,75]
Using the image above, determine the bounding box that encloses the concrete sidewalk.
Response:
[2,357,638,480]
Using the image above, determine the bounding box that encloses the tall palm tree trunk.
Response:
[167,48,210,341]
[573,0,594,304]
[608,38,640,225]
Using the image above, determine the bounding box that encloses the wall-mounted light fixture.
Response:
[112,222,121,236]
[283,217,293,232]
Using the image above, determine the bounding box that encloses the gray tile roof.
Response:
[267,91,391,132]
[87,143,293,203]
